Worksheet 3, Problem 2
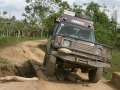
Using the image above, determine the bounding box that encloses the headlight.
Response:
[63,40,71,47]
[95,48,101,55]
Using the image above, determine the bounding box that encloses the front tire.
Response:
[45,55,56,76]
[88,68,103,83]
[43,53,47,67]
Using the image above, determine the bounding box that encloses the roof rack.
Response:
[63,10,75,16]
[75,14,92,21]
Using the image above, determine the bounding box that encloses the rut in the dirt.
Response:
[28,59,85,83]
[0,60,83,83]
[0,61,37,78]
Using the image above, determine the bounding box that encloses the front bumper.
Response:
[51,51,111,68]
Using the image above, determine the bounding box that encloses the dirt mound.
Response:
[0,61,36,78]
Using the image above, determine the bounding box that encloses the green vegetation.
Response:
[1,1,119,48]
[0,37,45,50]
[0,57,9,64]
[103,51,120,80]
[0,37,45,64]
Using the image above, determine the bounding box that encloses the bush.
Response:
[103,50,120,80]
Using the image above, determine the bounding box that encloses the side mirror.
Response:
[54,17,60,24]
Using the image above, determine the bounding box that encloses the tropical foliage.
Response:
[0,1,120,49]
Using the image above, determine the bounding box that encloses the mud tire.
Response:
[43,54,47,67]
[89,68,103,83]
[45,55,56,76]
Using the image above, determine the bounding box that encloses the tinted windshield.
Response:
[57,23,95,42]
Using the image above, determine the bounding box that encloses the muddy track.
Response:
[0,40,118,90]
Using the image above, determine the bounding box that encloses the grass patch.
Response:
[0,57,9,64]
[0,37,46,50]
[103,50,120,80]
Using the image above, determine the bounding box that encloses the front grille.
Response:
[71,40,94,53]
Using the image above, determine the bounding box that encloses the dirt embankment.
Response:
[0,40,118,90]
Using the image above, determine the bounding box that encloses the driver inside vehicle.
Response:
[78,31,84,39]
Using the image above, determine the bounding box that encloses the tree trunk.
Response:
[28,59,47,80]
[3,33,5,37]
[14,30,15,37]
[6,30,8,37]
[18,31,20,38]
[0,76,38,81]
[41,28,43,38]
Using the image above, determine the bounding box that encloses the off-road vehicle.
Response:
[43,10,113,83]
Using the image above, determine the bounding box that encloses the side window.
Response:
[59,26,70,36]
[57,23,68,35]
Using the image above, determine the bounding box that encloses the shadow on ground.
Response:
[0,61,37,78]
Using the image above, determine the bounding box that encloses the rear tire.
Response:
[88,68,103,83]
[45,55,56,76]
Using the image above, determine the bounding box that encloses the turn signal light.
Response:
[56,36,62,43]
[102,48,107,54]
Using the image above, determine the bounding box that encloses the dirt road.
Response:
[0,40,118,90]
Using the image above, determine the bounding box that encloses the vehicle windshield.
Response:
[57,23,95,42]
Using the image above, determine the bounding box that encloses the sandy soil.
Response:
[0,40,118,90]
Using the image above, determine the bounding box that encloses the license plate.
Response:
[76,57,88,63]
